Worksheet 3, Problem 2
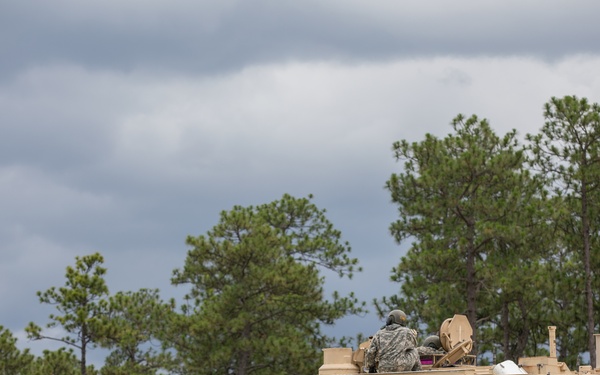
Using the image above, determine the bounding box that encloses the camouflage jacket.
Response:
[365,324,421,372]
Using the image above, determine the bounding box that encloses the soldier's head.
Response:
[386,309,407,326]
[423,335,442,350]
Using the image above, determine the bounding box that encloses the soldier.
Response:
[417,335,446,366]
[417,335,446,356]
[365,309,422,373]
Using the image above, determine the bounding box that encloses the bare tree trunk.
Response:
[466,224,478,356]
[237,351,250,375]
[515,297,530,360]
[582,183,595,368]
[502,300,509,360]
[236,325,252,375]
[81,341,87,375]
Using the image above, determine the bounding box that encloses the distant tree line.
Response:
[2,194,364,375]
[1,95,598,374]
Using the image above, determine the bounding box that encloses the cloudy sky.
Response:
[2,0,600,364]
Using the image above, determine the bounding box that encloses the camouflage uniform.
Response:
[416,346,445,356]
[366,323,421,372]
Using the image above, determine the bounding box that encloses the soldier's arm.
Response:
[365,335,379,368]
[409,328,418,346]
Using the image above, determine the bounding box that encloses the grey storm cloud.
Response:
[2,0,600,80]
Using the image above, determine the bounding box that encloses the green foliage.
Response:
[0,325,34,374]
[526,95,600,367]
[26,252,110,375]
[98,289,178,375]
[169,194,365,375]
[28,348,84,375]
[383,114,548,360]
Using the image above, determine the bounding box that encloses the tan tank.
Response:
[319,314,600,375]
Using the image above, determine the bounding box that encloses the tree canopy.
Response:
[382,114,547,357]
[26,252,109,375]
[526,95,600,367]
[169,194,365,375]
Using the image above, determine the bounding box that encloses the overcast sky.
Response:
[2,0,600,365]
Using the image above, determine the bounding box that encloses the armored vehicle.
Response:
[319,314,600,375]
